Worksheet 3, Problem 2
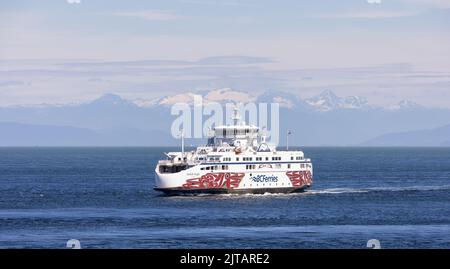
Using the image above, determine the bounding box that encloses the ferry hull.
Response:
[154,169,313,196]
[154,185,310,196]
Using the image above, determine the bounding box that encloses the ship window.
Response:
[301,164,305,168]
[236,157,239,161]
[288,164,291,169]
[206,166,210,170]
[291,156,294,160]
[266,157,269,161]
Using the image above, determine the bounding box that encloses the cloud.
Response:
[312,10,418,19]
[400,0,450,9]
[111,10,182,21]
[179,0,250,7]
[66,0,81,4]
[367,0,382,4]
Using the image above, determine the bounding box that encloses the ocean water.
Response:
[0,147,449,249]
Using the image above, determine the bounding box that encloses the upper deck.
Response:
[157,105,311,173]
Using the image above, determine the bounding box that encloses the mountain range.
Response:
[105,88,418,112]
[361,124,450,146]
[0,88,449,146]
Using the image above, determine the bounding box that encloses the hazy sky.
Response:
[0,0,449,107]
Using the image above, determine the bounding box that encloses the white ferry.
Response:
[154,107,313,195]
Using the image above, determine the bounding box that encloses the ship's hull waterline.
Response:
[154,186,310,196]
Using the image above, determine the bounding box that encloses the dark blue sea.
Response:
[0,147,449,249]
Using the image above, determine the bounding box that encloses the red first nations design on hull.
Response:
[182,173,245,189]
[286,171,313,187]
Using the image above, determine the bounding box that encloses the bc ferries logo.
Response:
[251,174,278,183]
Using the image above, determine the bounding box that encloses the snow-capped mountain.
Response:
[137,88,257,107]
[133,88,370,111]
[305,90,370,112]
[203,88,256,103]
[387,100,424,111]
[255,90,305,109]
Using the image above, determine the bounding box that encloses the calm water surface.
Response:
[0,147,449,248]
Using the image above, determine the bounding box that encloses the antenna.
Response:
[286,129,292,151]
[231,104,241,125]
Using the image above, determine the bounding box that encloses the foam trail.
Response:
[307,185,450,195]
[164,185,450,200]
